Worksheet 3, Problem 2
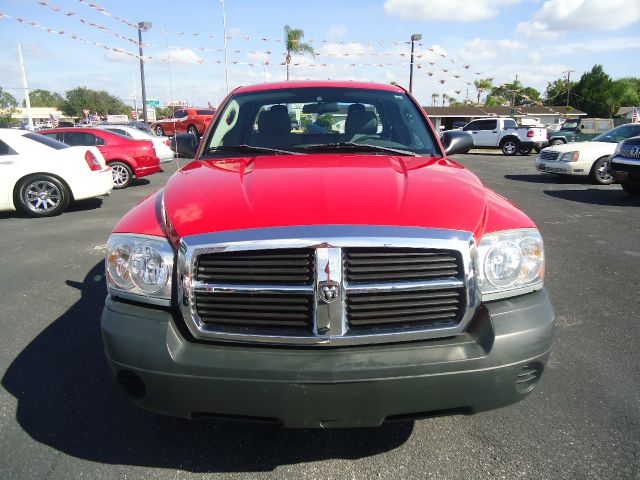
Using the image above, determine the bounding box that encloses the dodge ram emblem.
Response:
[319,281,340,303]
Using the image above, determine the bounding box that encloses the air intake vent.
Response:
[344,248,461,284]
[196,248,314,285]
[195,291,313,330]
[346,287,464,330]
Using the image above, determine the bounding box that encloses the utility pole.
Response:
[409,33,422,94]
[17,43,33,131]
[221,0,229,93]
[137,21,152,123]
[562,70,575,107]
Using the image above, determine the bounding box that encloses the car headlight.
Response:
[559,151,579,162]
[106,234,174,305]
[477,229,545,301]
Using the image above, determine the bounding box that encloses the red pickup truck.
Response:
[151,108,215,137]
[40,127,160,188]
[101,81,554,428]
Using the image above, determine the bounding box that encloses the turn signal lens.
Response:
[84,150,102,171]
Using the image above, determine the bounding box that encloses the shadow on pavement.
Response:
[0,198,104,219]
[2,262,412,473]
[504,174,589,185]
[544,188,640,207]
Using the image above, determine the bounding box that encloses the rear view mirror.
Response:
[441,130,473,156]
[171,133,199,158]
[302,102,339,114]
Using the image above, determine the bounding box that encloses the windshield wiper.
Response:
[208,145,302,155]
[301,142,419,156]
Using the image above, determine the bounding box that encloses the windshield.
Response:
[592,124,640,143]
[560,120,579,131]
[204,87,438,156]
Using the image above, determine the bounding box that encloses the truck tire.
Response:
[589,157,614,185]
[621,180,640,196]
[501,138,520,155]
[519,146,533,155]
[550,138,564,146]
[15,174,70,217]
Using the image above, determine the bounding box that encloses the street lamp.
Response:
[409,33,422,94]
[137,21,152,123]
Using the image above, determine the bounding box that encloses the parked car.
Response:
[151,108,215,137]
[0,128,112,216]
[535,123,640,184]
[101,80,553,428]
[127,120,152,133]
[548,118,614,146]
[462,117,548,155]
[608,135,640,196]
[39,127,160,189]
[97,125,174,163]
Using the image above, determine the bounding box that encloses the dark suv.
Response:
[609,136,640,196]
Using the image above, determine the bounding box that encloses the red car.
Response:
[40,127,160,188]
[151,108,215,137]
[101,81,553,428]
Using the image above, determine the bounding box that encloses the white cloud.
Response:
[518,0,640,37]
[459,39,496,61]
[154,48,203,65]
[497,39,524,49]
[104,50,136,63]
[384,0,521,22]
[327,24,347,40]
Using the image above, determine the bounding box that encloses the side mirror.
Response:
[441,130,474,156]
[171,133,199,158]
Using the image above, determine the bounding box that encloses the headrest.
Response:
[258,105,291,134]
[348,103,365,113]
[345,109,377,134]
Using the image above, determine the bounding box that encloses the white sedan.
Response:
[0,128,113,217]
[97,125,175,163]
[535,123,640,184]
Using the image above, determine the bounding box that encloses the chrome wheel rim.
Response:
[596,160,613,183]
[156,126,163,136]
[504,141,516,154]
[551,140,563,146]
[188,126,197,135]
[24,180,61,213]
[112,164,130,187]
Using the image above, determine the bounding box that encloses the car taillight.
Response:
[527,131,535,138]
[84,150,102,171]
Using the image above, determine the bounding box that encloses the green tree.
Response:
[23,89,64,108]
[486,80,541,107]
[0,87,18,125]
[543,78,576,106]
[284,25,314,81]
[474,78,493,105]
[60,87,131,118]
[431,93,438,106]
[571,65,613,117]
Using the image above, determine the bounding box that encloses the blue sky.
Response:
[1,0,639,108]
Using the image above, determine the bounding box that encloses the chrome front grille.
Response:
[179,226,479,346]
[539,150,560,161]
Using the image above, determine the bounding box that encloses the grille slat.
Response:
[344,247,461,284]
[540,150,560,161]
[196,248,314,285]
[349,312,457,327]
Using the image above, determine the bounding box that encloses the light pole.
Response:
[137,21,152,123]
[221,0,229,93]
[409,33,422,94]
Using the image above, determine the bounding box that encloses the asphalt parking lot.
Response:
[0,153,638,479]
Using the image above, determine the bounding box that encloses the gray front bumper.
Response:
[101,289,554,428]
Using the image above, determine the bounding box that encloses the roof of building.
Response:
[422,105,586,118]
[616,106,636,116]
[234,80,405,94]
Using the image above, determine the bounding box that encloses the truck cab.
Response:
[549,118,614,145]
[463,117,548,155]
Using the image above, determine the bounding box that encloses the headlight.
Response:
[559,151,579,162]
[477,229,544,301]
[106,234,174,305]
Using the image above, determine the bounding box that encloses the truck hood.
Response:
[161,154,492,239]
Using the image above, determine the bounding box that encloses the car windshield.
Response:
[560,120,579,130]
[592,124,640,143]
[203,87,439,157]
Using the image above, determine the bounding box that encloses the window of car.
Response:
[581,121,595,130]
[196,109,216,115]
[597,120,611,131]
[105,128,132,138]
[173,110,187,119]
[592,124,640,143]
[0,139,18,155]
[503,119,517,129]
[204,87,439,156]
[465,119,497,131]
[561,119,579,131]
[62,131,104,146]
[25,132,69,150]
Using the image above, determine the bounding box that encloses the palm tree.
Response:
[431,93,439,106]
[284,25,314,81]
[442,93,448,106]
[474,78,493,105]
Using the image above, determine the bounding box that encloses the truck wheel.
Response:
[534,147,542,154]
[110,161,133,189]
[550,139,564,146]
[15,175,70,217]
[589,157,614,185]
[621,180,640,196]
[187,125,199,136]
[501,138,520,155]
[519,146,532,155]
